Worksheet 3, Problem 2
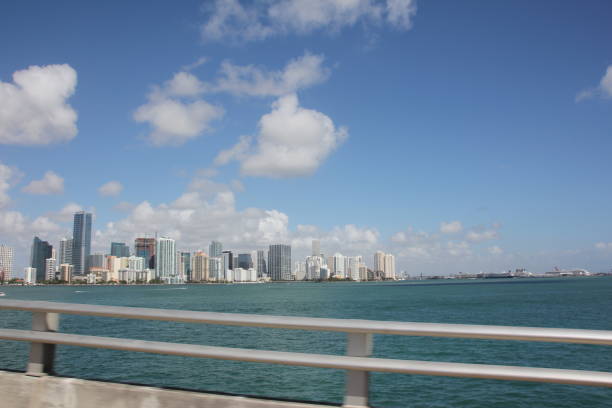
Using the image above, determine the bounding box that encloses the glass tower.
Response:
[268,244,291,281]
[72,211,92,275]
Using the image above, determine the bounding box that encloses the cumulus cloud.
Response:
[22,171,64,195]
[440,220,463,234]
[0,162,16,208]
[201,0,417,43]
[213,52,330,97]
[219,93,347,177]
[48,202,83,222]
[0,64,77,145]
[576,65,612,101]
[98,181,123,197]
[595,242,612,250]
[466,228,498,242]
[488,245,503,255]
[134,71,223,146]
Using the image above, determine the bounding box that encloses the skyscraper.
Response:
[374,251,385,275]
[222,250,233,281]
[155,237,176,282]
[312,239,320,257]
[256,249,267,278]
[135,238,156,269]
[237,253,253,269]
[30,237,52,283]
[209,240,223,258]
[0,245,13,282]
[180,252,191,281]
[268,244,291,281]
[191,251,209,281]
[110,242,130,257]
[384,253,396,280]
[72,211,92,275]
[59,237,73,266]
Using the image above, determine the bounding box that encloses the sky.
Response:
[1,0,612,276]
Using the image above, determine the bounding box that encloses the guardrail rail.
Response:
[1,299,611,408]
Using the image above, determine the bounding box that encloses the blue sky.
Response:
[1,0,612,275]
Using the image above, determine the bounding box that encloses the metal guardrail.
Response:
[1,300,611,408]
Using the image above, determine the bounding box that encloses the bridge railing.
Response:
[1,299,611,407]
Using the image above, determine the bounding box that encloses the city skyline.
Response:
[1,1,612,276]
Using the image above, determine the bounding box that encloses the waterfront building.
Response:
[374,251,385,276]
[107,256,121,282]
[0,245,13,281]
[294,261,306,280]
[268,244,291,281]
[59,237,73,266]
[135,237,156,269]
[110,242,130,257]
[72,211,92,276]
[209,240,223,258]
[30,237,53,283]
[155,237,177,283]
[45,258,57,281]
[127,256,145,271]
[384,253,396,280]
[222,251,233,282]
[256,249,267,278]
[191,251,209,282]
[347,256,362,281]
[87,254,106,272]
[208,257,222,281]
[180,252,191,281]
[24,267,36,284]
[59,264,73,283]
[305,256,324,280]
[233,267,257,282]
[319,266,329,280]
[312,240,321,257]
[237,253,253,269]
[332,253,345,279]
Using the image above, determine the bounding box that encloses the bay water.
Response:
[1,277,611,407]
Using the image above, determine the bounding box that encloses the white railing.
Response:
[1,299,611,408]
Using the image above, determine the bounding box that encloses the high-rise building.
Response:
[72,211,92,276]
[59,264,73,283]
[127,256,145,271]
[256,249,267,278]
[209,241,223,258]
[237,253,253,269]
[24,267,36,284]
[30,237,52,283]
[0,245,13,282]
[312,240,320,257]
[135,238,156,269]
[268,244,291,281]
[110,242,130,257]
[305,256,323,280]
[384,253,396,280]
[59,237,73,266]
[332,253,345,278]
[180,252,191,281]
[87,254,106,271]
[45,258,57,281]
[155,237,176,282]
[294,261,306,280]
[374,251,385,275]
[191,251,209,281]
[209,257,222,281]
[222,251,233,281]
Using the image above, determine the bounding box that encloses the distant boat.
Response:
[0,292,6,296]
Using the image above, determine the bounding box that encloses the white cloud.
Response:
[595,242,612,250]
[22,171,64,195]
[98,181,123,197]
[213,52,329,97]
[214,135,251,165]
[0,64,77,145]
[488,245,503,255]
[440,220,463,234]
[0,162,16,208]
[201,0,417,43]
[48,202,83,222]
[221,93,347,177]
[133,71,223,146]
[465,225,500,242]
[576,65,612,101]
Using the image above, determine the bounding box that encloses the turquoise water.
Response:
[1,278,611,407]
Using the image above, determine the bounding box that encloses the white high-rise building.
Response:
[128,256,145,271]
[332,253,345,278]
[384,253,396,280]
[45,258,57,281]
[0,245,13,282]
[156,237,177,283]
[294,261,306,280]
[374,251,385,275]
[24,267,36,284]
[305,256,324,280]
[347,256,362,281]
[209,257,223,281]
[192,251,209,281]
[59,237,73,266]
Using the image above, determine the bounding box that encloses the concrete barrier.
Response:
[0,370,334,408]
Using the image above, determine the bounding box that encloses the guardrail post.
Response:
[26,312,59,376]
[343,332,372,408]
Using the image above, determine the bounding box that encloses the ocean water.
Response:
[0,278,611,407]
